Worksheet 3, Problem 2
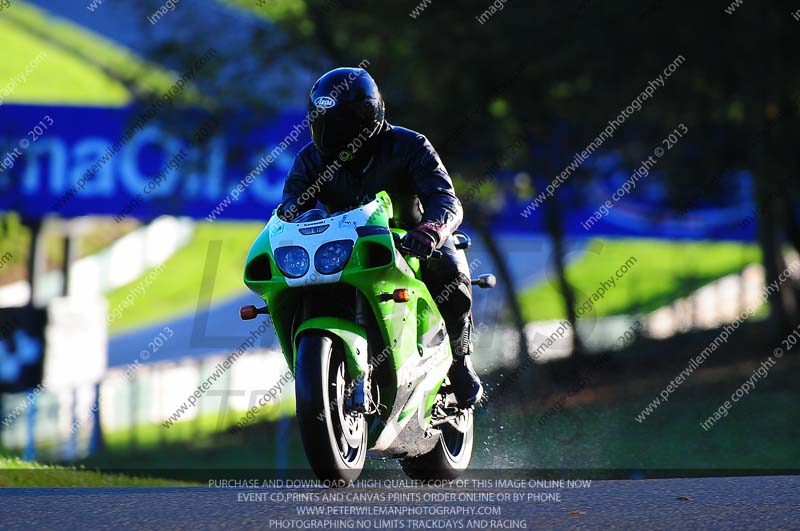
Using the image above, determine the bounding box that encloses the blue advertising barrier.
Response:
[503,158,760,241]
[0,307,46,393]
[0,103,309,221]
[0,104,767,241]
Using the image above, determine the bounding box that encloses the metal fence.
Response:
[0,348,293,461]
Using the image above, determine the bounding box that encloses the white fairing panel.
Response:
[267,200,381,287]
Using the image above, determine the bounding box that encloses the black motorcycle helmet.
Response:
[308,67,385,161]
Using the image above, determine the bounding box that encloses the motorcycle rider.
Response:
[276,67,483,407]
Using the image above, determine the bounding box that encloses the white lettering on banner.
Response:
[5,131,289,210]
[71,139,115,197]
[181,138,226,201]
[21,139,68,195]
[120,127,181,196]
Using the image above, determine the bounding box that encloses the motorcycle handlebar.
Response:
[400,245,442,260]
[392,233,442,261]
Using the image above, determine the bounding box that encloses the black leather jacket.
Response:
[280,122,463,246]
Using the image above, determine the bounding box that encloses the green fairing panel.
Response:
[294,317,369,378]
[370,191,394,223]
[243,223,294,367]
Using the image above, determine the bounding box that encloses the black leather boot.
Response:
[448,317,483,407]
[448,354,483,407]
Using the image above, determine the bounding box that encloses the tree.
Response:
[140,0,800,349]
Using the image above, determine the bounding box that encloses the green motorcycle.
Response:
[241,191,495,482]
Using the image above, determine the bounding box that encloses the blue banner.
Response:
[0,104,763,241]
[492,155,759,241]
[0,104,308,221]
[0,307,46,393]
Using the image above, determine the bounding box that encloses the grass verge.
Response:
[520,238,761,321]
[0,2,196,106]
[105,222,263,334]
[479,354,799,471]
[103,395,294,450]
[0,456,193,486]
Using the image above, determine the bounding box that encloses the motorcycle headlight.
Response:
[314,240,354,275]
[274,246,310,278]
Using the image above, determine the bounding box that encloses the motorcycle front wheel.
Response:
[295,333,367,483]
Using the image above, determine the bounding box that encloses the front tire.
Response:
[295,333,367,483]
[400,408,474,480]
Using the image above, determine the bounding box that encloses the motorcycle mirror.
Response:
[471,274,497,289]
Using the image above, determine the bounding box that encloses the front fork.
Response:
[349,291,372,413]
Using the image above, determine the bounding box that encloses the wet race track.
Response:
[1,475,799,530]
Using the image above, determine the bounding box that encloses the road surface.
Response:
[0,475,797,530]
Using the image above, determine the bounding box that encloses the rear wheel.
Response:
[400,407,474,480]
[295,333,367,483]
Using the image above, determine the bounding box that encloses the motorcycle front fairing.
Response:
[243,192,452,454]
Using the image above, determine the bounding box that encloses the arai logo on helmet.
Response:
[314,96,336,109]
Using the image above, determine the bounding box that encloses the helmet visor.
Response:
[310,101,378,159]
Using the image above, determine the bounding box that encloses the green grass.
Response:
[0,2,201,106]
[0,456,193,486]
[1,394,294,479]
[481,359,799,470]
[106,222,263,334]
[103,396,294,450]
[520,238,761,321]
[80,401,307,474]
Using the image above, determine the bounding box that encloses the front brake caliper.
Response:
[350,372,372,413]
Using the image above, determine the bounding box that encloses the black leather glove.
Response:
[276,199,300,222]
[401,229,437,259]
